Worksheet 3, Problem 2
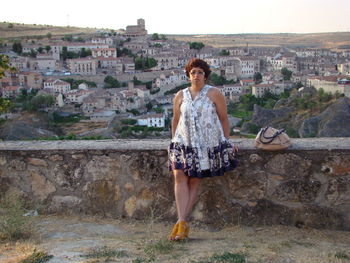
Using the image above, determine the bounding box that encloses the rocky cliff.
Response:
[242,87,350,137]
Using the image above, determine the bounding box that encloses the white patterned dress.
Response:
[168,85,237,178]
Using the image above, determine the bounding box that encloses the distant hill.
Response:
[0,22,103,40]
[1,22,349,50]
[168,32,350,50]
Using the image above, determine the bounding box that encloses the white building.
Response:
[137,113,165,128]
[29,58,57,71]
[65,89,94,103]
[153,54,179,70]
[43,79,71,94]
[252,83,284,98]
[239,57,256,78]
[67,57,97,75]
[155,70,187,94]
[91,48,117,58]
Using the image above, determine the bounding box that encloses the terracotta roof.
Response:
[4,86,21,91]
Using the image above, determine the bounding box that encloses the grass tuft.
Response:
[144,239,176,255]
[20,251,53,263]
[80,246,128,259]
[191,252,247,263]
[0,193,33,241]
[335,251,349,259]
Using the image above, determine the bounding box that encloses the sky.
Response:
[2,0,350,34]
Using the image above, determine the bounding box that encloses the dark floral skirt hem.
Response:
[168,141,238,178]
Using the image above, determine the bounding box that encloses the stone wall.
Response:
[50,70,172,87]
[0,138,349,230]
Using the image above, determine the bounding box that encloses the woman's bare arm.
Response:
[171,90,183,138]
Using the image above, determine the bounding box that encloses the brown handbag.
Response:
[254,126,292,151]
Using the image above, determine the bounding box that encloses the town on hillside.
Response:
[0,19,350,139]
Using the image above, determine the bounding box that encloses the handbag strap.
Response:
[259,127,285,144]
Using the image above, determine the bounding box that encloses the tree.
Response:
[153,43,162,48]
[189,42,204,50]
[104,75,120,88]
[60,46,79,60]
[281,67,292,81]
[0,98,12,114]
[46,32,52,39]
[240,94,259,111]
[209,73,225,86]
[152,33,160,40]
[134,57,157,70]
[146,102,153,111]
[12,42,22,54]
[29,49,37,58]
[117,48,134,57]
[79,48,91,57]
[133,76,142,85]
[219,50,230,56]
[253,72,262,84]
[45,45,51,53]
[0,55,15,113]
[161,34,167,40]
[62,34,73,42]
[24,94,55,111]
[0,54,16,78]
[37,47,44,54]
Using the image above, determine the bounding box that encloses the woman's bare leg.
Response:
[185,177,201,219]
[173,170,201,221]
[173,169,189,222]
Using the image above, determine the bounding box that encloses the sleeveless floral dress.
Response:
[168,85,237,178]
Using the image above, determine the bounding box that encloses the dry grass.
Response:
[168,32,350,49]
[0,22,98,40]
[1,215,348,263]
[0,242,37,263]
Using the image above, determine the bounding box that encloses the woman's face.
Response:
[189,67,206,86]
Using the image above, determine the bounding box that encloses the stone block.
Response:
[49,195,82,213]
[322,155,350,176]
[265,153,312,179]
[124,182,135,193]
[27,158,48,167]
[272,179,321,202]
[0,156,7,166]
[125,196,136,217]
[30,171,56,201]
[52,164,84,190]
[83,180,121,216]
[49,154,63,162]
[85,155,121,181]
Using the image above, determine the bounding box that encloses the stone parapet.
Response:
[0,138,349,230]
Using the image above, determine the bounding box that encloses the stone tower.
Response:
[137,18,145,30]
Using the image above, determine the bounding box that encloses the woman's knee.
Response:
[188,178,201,189]
[173,170,188,184]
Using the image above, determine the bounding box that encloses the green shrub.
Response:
[121,118,137,125]
[246,123,261,134]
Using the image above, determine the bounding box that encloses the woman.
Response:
[168,58,238,241]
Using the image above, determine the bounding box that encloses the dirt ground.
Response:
[0,215,349,263]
